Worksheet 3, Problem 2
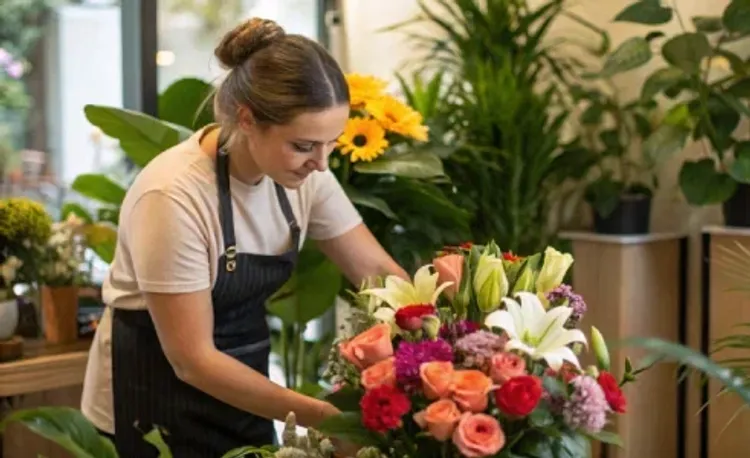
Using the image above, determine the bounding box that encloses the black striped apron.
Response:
[111,148,299,457]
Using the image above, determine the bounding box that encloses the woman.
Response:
[81,17,407,457]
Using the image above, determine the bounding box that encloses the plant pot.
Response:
[593,194,651,235]
[0,298,19,340]
[723,183,750,228]
[41,285,79,344]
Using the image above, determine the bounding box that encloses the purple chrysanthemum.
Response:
[547,284,587,327]
[454,330,507,371]
[439,320,481,342]
[394,339,453,392]
[563,375,610,433]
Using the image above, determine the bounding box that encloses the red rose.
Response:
[494,375,543,417]
[395,304,436,331]
[597,371,627,413]
[360,385,412,433]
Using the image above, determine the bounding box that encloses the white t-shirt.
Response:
[81,129,362,433]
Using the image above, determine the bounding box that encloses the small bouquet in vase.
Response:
[318,241,642,458]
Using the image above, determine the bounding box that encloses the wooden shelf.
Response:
[0,338,91,397]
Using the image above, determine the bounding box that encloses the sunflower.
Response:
[345,73,387,109]
[366,95,429,142]
[337,117,389,162]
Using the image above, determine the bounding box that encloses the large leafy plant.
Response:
[391,0,609,254]
[608,0,750,206]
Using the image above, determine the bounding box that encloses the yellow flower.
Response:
[337,117,389,162]
[366,95,429,142]
[345,73,387,108]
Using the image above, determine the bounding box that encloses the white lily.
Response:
[484,292,587,371]
[359,265,452,323]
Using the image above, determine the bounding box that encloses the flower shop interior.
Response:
[2,0,750,457]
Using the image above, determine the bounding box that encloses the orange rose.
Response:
[338,323,394,370]
[489,352,526,385]
[433,254,464,298]
[420,361,455,400]
[452,412,505,457]
[361,357,396,390]
[413,399,462,441]
[452,370,493,412]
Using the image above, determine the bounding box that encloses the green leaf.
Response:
[580,103,604,125]
[0,407,118,458]
[600,37,652,77]
[723,0,750,34]
[642,123,690,164]
[220,446,275,458]
[692,15,724,32]
[679,159,737,205]
[624,337,750,405]
[316,413,380,446]
[728,141,750,183]
[143,428,173,457]
[559,430,592,458]
[97,207,120,225]
[641,67,686,101]
[71,174,127,205]
[713,90,750,118]
[84,223,118,264]
[614,2,673,25]
[266,244,341,325]
[714,49,747,76]
[324,385,365,411]
[586,430,624,448]
[529,403,555,428]
[345,187,397,219]
[353,151,444,178]
[662,33,712,73]
[84,105,191,168]
[158,78,215,130]
[728,78,750,98]
[60,202,93,224]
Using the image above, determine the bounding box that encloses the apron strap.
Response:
[215,149,238,271]
[273,182,301,251]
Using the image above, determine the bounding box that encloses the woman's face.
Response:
[244,104,350,189]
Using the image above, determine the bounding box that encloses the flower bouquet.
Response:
[318,241,641,457]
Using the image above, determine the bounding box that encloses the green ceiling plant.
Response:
[607,0,750,226]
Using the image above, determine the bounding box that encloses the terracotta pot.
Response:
[41,285,79,344]
[0,298,18,340]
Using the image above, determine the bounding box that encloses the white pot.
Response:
[0,298,18,340]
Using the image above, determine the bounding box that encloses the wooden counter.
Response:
[0,338,91,458]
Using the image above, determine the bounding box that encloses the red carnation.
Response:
[394,304,436,331]
[502,251,522,262]
[494,375,543,417]
[360,385,412,433]
[597,371,627,413]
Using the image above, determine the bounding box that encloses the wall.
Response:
[340,1,737,458]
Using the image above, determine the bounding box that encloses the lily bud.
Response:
[511,264,535,295]
[591,326,611,371]
[473,254,509,312]
[535,247,574,294]
[422,314,442,339]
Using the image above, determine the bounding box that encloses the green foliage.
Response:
[611,0,750,206]
[392,0,608,253]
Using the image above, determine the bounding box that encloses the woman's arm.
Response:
[146,289,339,427]
[315,223,408,285]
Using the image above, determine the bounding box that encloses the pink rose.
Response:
[420,361,455,400]
[433,254,464,298]
[452,412,505,457]
[452,370,493,413]
[489,352,526,385]
[338,323,393,370]
[361,357,396,390]
[413,399,462,441]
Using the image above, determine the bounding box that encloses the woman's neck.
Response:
[200,126,264,185]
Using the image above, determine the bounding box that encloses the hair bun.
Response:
[215,18,286,69]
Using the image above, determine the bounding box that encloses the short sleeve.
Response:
[306,169,362,240]
[126,190,211,293]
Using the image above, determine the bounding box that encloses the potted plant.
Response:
[36,214,87,344]
[569,83,660,234]
[609,0,750,227]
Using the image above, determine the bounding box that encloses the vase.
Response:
[723,183,750,228]
[0,298,19,340]
[41,285,79,344]
[592,194,651,235]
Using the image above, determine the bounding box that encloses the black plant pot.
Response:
[593,194,652,235]
[723,183,750,228]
